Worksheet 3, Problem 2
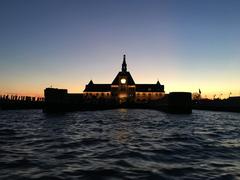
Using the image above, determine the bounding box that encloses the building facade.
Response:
[83,55,165,103]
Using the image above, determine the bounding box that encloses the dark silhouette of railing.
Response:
[0,94,44,109]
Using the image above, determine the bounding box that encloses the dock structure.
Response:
[43,87,192,113]
[168,92,192,114]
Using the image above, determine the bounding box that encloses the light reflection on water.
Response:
[0,109,240,179]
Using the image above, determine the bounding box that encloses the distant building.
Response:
[83,55,165,103]
[43,56,196,113]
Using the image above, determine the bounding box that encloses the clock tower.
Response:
[111,55,136,102]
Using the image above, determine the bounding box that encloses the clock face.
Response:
[121,78,126,84]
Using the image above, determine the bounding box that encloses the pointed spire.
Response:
[122,54,127,72]
[156,80,160,85]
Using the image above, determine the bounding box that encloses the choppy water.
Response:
[0,109,240,180]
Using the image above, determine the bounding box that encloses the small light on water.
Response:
[118,108,128,113]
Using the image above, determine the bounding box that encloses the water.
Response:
[0,109,240,180]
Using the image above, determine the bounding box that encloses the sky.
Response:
[0,0,240,98]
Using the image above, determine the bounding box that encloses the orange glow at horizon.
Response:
[1,56,239,98]
[1,82,239,99]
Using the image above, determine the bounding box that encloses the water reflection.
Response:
[0,109,240,179]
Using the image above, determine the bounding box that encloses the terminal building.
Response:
[83,55,165,103]
[44,55,194,113]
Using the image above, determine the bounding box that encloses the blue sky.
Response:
[0,0,240,97]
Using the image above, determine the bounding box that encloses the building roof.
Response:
[84,83,111,92]
[112,71,135,85]
[44,88,68,94]
[136,83,164,92]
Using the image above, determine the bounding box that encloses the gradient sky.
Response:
[0,0,240,98]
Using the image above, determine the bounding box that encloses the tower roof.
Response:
[84,84,111,92]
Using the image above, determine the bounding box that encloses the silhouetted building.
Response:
[43,55,196,113]
[84,55,165,103]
